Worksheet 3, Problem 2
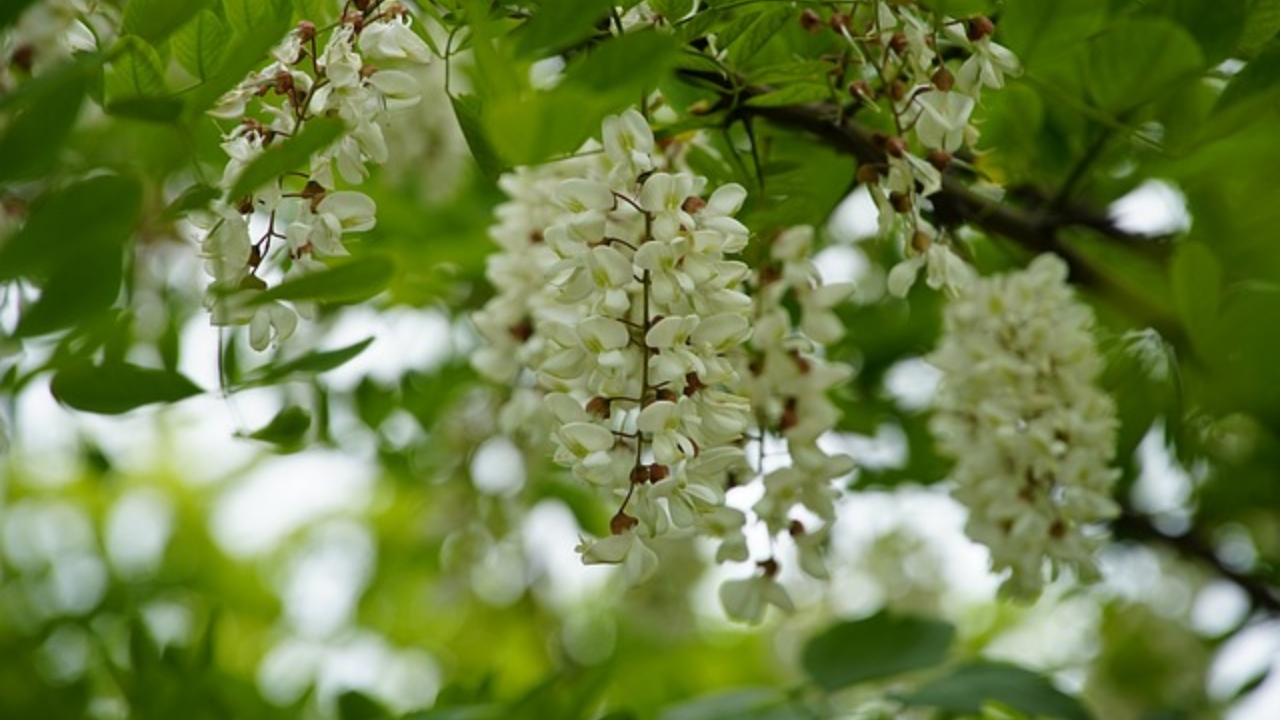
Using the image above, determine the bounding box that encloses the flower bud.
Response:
[927,149,952,172]
[968,16,995,41]
[932,67,955,92]
[799,9,824,34]
[610,511,639,535]
[889,31,908,55]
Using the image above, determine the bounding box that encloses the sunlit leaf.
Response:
[172,10,230,81]
[122,0,210,44]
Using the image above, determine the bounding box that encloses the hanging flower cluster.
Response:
[928,254,1120,598]
[194,3,431,350]
[808,2,1020,296]
[473,110,856,622]
[720,225,857,622]
[1,0,118,90]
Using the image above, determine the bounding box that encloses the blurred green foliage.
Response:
[2,0,1280,719]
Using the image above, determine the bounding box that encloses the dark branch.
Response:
[679,67,1187,343]
[1113,509,1280,616]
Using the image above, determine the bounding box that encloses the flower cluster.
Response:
[195,4,431,350]
[1,0,118,89]
[718,225,858,622]
[815,2,1021,296]
[474,110,856,622]
[928,254,1120,598]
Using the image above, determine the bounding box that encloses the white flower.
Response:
[913,90,975,152]
[639,172,697,239]
[358,14,432,63]
[957,38,1021,96]
[602,108,655,187]
[719,574,794,624]
[368,69,422,109]
[576,531,659,586]
[929,254,1119,598]
[249,303,299,351]
[887,240,974,297]
[637,400,696,464]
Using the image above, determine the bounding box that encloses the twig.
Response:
[1113,509,1280,616]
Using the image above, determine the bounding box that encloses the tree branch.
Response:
[679,68,1186,343]
[675,69,1280,613]
[1113,509,1280,616]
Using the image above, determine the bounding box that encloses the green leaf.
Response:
[484,32,678,165]
[724,7,790,66]
[0,175,142,281]
[0,70,87,184]
[1147,0,1247,64]
[801,611,955,691]
[922,0,996,16]
[650,0,695,21]
[104,35,169,116]
[1087,18,1204,113]
[1240,0,1280,56]
[513,0,615,58]
[253,256,396,305]
[337,691,393,720]
[14,244,122,336]
[0,0,40,31]
[162,183,220,220]
[122,0,210,44]
[243,337,375,386]
[999,0,1107,71]
[899,661,1092,720]
[451,94,506,179]
[658,689,806,720]
[50,363,203,414]
[745,83,831,107]
[223,0,289,33]
[184,0,292,114]
[1170,242,1222,358]
[172,10,230,81]
[246,406,311,447]
[1218,37,1280,112]
[226,117,346,201]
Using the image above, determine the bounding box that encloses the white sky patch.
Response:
[522,499,611,612]
[470,435,526,496]
[210,451,374,558]
[279,519,376,639]
[105,488,174,579]
[1109,179,1191,237]
[813,245,869,286]
[827,186,880,243]
[1191,580,1251,637]
[883,358,941,412]
[322,307,454,391]
[1211,620,1280,709]
[1132,427,1193,515]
